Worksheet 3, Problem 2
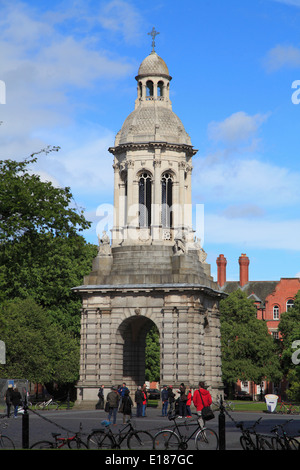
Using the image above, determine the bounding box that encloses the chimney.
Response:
[216,254,227,287]
[239,254,249,287]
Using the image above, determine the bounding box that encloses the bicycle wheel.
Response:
[87,431,114,449]
[0,435,15,449]
[287,437,299,450]
[68,438,88,449]
[271,437,285,450]
[195,428,219,450]
[47,401,59,411]
[258,437,273,450]
[30,440,55,449]
[240,435,256,450]
[127,431,154,450]
[35,402,45,410]
[153,430,180,450]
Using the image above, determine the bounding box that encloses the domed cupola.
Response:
[114,28,192,147]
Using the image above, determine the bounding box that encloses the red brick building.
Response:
[217,253,300,397]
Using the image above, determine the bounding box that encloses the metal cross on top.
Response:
[148,27,160,52]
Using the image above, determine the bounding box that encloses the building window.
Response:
[146,80,153,97]
[139,173,152,227]
[157,81,164,97]
[273,305,280,320]
[286,299,294,311]
[272,331,279,340]
[161,173,173,228]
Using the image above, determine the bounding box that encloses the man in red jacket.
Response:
[192,381,212,427]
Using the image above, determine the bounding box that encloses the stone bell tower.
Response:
[74,30,224,405]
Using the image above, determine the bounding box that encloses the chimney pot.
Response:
[216,254,227,287]
[239,254,249,287]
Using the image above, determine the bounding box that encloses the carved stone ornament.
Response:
[98,230,112,256]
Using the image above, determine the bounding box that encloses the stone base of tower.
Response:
[73,245,225,405]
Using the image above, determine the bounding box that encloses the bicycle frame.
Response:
[166,414,209,448]
[102,420,136,448]
[53,433,80,448]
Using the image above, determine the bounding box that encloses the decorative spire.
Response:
[148,27,160,52]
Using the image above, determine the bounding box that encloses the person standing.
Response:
[11,387,22,418]
[142,386,147,417]
[96,384,105,409]
[161,385,169,417]
[178,383,187,418]
[168,385,175,414]
[192,381,213,427]
[135,386,143,417]
[121,389,133,424]
[106,386,120,425]
[118,382,129,410]
[4,384,13,418]
[186,387,192,417]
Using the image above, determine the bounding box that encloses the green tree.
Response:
[0,149,97,334]
[145,325,160,383]
[220,290,282,394]
[0,298,79,384]
[278,291,300,401]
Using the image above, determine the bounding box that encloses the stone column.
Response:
[160,307,178,384]
[112,162,120,244]
[152,153,161,242]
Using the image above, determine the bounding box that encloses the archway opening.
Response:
[116,316,160,390]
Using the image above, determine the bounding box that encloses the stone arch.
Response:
[114,314,159,389]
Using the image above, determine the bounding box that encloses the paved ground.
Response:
[2,405,300,451]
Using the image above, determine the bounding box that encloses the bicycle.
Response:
[30,423,87,449]
[0,421,15,449]
[214,395,235,412]
[34,397,59,411]
[87,419,153,450]
[270,420,300,450]
[153,413,218,450]
[236,417,272,450]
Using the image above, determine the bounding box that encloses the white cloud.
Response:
[97,0,144,43]
[0,0,138,187]
[271,0,300,6]
[204,214,300,250]
[207,111,269,148]
[264,44,300,72]
[193,156,300,208]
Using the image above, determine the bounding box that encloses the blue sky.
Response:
[1,0,300,282]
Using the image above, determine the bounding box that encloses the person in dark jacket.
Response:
[11,387,22,418]
[96,384,104,409]
[106,386,120,424]
[178,383,187,418]
[161,385,169,416]
[121,389,133,423]
[135,386,143,417]
[168,385,175,414]
[4,384,14,418]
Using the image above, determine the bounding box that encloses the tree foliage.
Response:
[278,290,300,401]
[145,325,160,383]
[220,290,282,388]
[0,149,97,334]
[0,298,79,384]
[0,149,97,386]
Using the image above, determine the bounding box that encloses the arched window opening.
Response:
[138,82,142,99]
[286,299,294,311]
[273,305,280,320]
[157,81,164,97]
[146,81,154,97]
[139,173,152,227]
[162,173,173,228]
